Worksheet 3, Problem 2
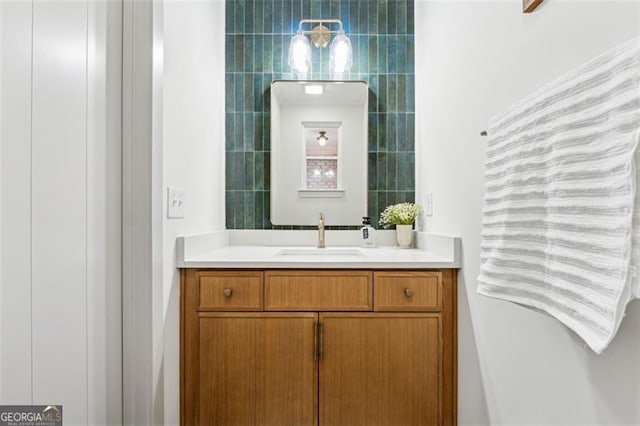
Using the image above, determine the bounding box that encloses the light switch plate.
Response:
[167,187,185,218]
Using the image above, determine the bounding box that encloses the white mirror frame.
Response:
[270,80,368,226]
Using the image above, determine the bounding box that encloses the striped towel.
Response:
[477,37,640,354]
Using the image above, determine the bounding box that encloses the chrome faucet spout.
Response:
[317,213,325,248]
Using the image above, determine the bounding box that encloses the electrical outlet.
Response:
[424,193,433,216]
[167,187,185,218]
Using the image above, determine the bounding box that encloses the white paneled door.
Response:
[0,1,122,424]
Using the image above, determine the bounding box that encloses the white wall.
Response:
[161,0,226,424]
[0,1,122,424]
[416,1,640,424]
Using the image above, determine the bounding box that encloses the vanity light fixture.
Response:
[288,19,353,78]
[316,131,329,146]
[288,31,312,78]
[329,30,352,77]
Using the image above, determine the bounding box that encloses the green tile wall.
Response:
[225,0,415,229]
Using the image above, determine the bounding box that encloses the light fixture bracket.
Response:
[297,19,345,37]
[311,24,331,48]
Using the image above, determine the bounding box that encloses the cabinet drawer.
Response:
[199,271,263,311]
[265,271,372,311]
[374,271,442,311]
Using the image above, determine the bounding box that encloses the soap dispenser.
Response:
[360,216,376,248]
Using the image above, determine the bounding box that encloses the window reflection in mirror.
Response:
[304,124,340,190]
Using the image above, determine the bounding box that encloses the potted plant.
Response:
[379,202,422,248]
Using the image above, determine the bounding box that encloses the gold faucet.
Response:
[318,212,325,248]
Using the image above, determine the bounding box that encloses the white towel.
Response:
[477,37,640,354]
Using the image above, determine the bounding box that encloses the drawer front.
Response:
[265,271,372,311]
[199,271,263,311]
[374,271,442,311]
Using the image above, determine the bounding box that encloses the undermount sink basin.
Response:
[277,247,364,257]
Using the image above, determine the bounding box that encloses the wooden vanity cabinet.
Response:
[181,269,457,426]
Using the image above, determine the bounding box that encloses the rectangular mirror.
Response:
[270,80,368,226]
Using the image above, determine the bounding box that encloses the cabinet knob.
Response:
[404,288,413,297]
[223,288,233,297]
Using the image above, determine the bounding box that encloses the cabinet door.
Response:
[198,313,318,426]
[319,313,442,426]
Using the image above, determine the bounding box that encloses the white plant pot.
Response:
[395,224,413,248]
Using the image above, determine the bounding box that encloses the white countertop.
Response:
[177,230,461,269]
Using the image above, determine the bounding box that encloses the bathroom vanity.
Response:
[178,231,460,426]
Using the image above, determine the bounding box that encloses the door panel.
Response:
[319,313,442,426]
[198,313,318,426]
